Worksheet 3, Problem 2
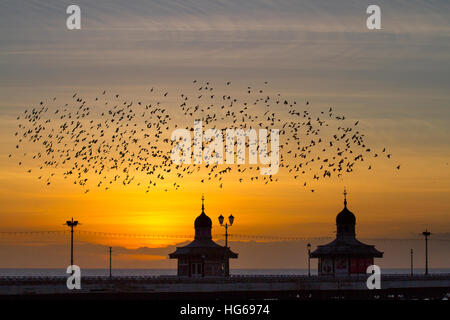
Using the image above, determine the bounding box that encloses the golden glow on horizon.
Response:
[1,147,449,250]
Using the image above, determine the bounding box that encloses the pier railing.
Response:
[1,273,449,284]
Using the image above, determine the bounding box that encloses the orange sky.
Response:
[0,1,449,269]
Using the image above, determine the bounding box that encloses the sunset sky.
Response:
[0,0,449,270]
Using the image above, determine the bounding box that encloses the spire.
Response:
[343,187,347,207]
[201,193,205,213]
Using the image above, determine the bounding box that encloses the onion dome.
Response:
[336,205,356,225]
[195,212,212,229]
[336,188,356,238]
[195,194,212,228]
[336,188,356,225]
[194,195,212,240]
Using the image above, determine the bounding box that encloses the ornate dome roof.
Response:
[336,205,356,225]
[336,188,356,225]
[195,211,212,229]
[194,194,212,229]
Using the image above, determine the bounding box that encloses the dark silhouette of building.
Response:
[311,189,383,276]
[169,196,238,277]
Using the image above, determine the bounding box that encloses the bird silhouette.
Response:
[11,81,396,193]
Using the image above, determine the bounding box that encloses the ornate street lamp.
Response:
[218,214,234,248]
[422,230,431,275]
[65,218,79,268]
[219,214,235,277]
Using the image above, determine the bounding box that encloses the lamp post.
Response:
[65,218,79,268]
[219,214,234,277]
[307,243,311,277]
[218,214,234,248]
[109,247,112,278]
[410,248,413,276]
[422,230,431,275]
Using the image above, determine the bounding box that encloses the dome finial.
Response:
[201,193,205,213]
[343,187,348,207]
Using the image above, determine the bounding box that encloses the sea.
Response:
[0,268,448,277]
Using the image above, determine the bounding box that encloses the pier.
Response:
[1,274,449,300]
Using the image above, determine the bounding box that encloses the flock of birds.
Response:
[11,81,400,193]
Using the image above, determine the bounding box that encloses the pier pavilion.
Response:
[169,196,238,277]
[311,190,383,276]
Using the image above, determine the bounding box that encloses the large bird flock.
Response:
[11,81,399,193]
